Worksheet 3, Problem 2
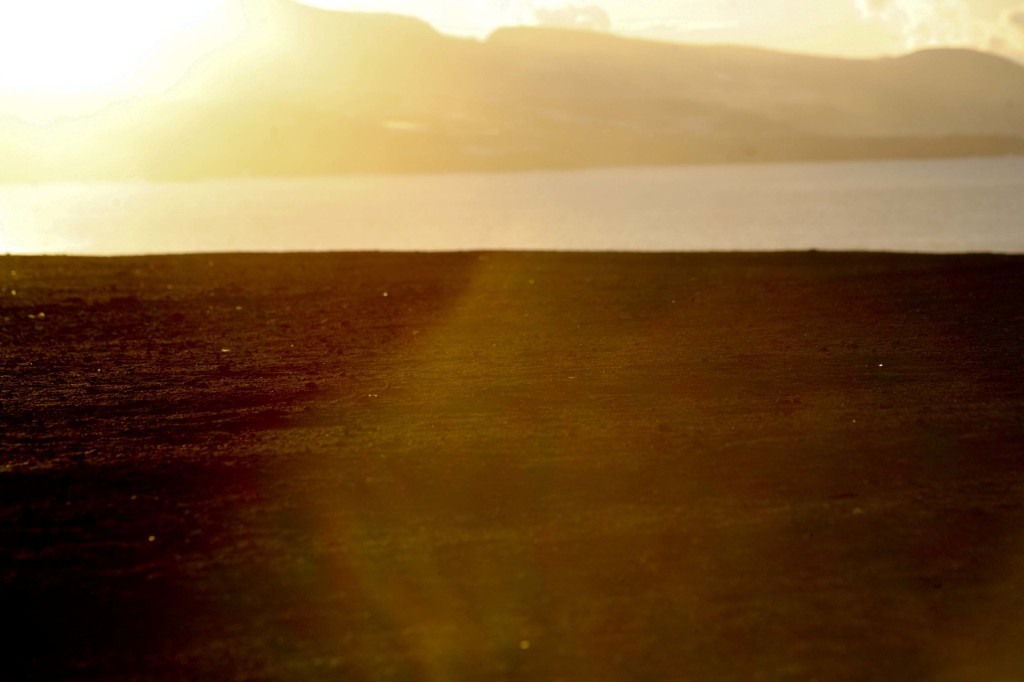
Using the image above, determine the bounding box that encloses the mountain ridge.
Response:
[1,5,1022,181]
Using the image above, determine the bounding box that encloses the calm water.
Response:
[2,157,1022,254]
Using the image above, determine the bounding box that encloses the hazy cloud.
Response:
[533,4,612,32]
[854,0,980,49]
[988,4,1024,53]
[1002,5,1024,30]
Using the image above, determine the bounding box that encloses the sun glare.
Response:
[0,0,508,121]
[0,0,514,105]
[0,1,241,97]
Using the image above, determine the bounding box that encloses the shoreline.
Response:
[4,151,1024,186]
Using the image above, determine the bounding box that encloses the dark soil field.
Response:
[2,252,1023,680]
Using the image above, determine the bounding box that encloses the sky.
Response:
[0,0,1022,101]
[306,0,1024,56]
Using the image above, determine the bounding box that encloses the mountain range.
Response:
[3,0,1023,180]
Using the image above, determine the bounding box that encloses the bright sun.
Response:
[0,0,242,96]
[0,0,515,101]
[0,0,527,124]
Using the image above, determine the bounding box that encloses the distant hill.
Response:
[2,0,1023,181]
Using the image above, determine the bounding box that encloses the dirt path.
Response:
[2,252,1023,680]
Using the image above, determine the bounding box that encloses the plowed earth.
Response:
[2,252,1023,680]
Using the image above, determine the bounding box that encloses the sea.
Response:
[1,156,1022,255]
